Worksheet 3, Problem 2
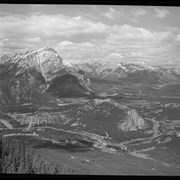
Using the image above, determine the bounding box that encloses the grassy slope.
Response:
[33,146,180,175]
[1,135,180,175]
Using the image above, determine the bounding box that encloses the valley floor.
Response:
[1,84,180,175]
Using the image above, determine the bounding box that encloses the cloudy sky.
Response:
[0,4,180,68]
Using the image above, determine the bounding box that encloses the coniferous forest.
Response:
[0,137,83,174]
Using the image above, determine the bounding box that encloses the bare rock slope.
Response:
[119,109,146,132]
[0,47,93,106]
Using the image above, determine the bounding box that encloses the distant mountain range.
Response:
[0,47,94,106]
[1,47,180,107]
[75,61,180,85]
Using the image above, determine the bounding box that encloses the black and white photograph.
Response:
[0,3,180,176]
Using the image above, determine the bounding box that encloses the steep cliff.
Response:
[119,109,145,132]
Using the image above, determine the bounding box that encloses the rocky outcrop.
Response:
[118,109,145,132]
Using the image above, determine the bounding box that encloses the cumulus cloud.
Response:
[49,21,178,65]
[21,37,41,43]
[102,7,119,20]
[0,14,108,39]
[52,23,175,64]
[0,10,178,67]
[133,8,147,17]
[0,39,23,49]
[110,53,123,58]
[154,8,170,18]
[0,39,24,55]
[103,25,175,64]
[0,13,109,56]
[106,24,172,43]
[30,15,107,36]
[73,16,82,21]
[128,52,143,57]
[54,41,100,62]
[57,41,74,46]
[176,34,180,41]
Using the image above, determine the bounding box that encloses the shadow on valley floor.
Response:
[32,141,93,153]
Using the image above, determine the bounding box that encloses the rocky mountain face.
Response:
[118,109,146,132]
[75,62,180,85]
[0,47,93,106]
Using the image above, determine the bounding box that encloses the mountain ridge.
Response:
[0,47,94,106]
[75,61,180,85]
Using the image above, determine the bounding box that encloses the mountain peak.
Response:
[31,47,63,70]
[0,47,94,106]
[0,47,64,76]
